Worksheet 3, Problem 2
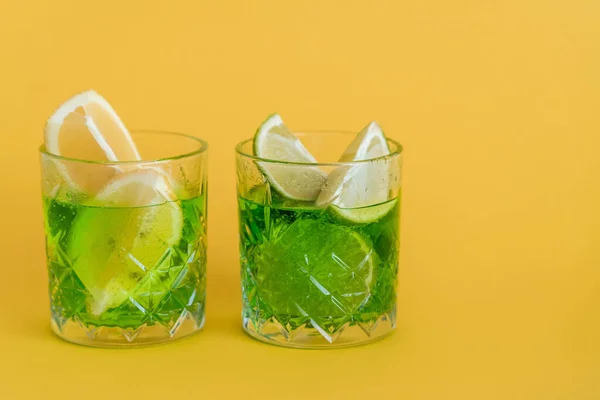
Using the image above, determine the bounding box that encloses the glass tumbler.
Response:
[236,131,402,348]
[40,131,208,347]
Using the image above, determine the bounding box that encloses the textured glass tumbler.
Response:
[236,131,402,348]
[40,131,208,347]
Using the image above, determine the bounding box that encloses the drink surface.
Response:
[239,191,400,337]
[44,195,206,331]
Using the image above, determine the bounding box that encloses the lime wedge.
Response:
[317,121,393,223]
[338,121,390,162]
[253,114,326,201]
[330,199,398,224]
[67,169,183,315]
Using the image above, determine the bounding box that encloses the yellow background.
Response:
[0,1,598,398]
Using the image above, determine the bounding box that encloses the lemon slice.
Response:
[317,121,395,223]
[44,90,141,193]
[67,169,183,315]
[253,113,326,201]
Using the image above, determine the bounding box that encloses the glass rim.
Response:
[235,130,403,166]
[39,129,208,165]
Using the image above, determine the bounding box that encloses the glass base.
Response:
[51,313,205,348]
[242,311,395,349]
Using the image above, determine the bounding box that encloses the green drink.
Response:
[41,92,208,346]
[239,194,400,343]
[44,195,206,335]
[236,114,402,348]
[40,128,208,346]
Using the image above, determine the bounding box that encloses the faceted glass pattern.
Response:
[238,193,399,348]
[46,202,206,346]
[40,131,207,347]
[235,133,402,348]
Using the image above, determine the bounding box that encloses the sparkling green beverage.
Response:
[235,115,403,348]
[40,130,208,346]
[44,195,206,335]
[239,193,400,345]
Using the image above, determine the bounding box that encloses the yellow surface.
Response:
[0,1,598,398]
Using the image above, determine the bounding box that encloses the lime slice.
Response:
[331,198,398,225]
[67,169,183,315]
[317,121,393,223]
[255,218,376,319]
[253,114,326,201]
[338,121,390,162]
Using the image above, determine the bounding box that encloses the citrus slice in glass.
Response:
[253,113,326,201]
[254,218,376,326]
[317,121,395,223]
[43,90,141,193]
[67,169,183,315]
